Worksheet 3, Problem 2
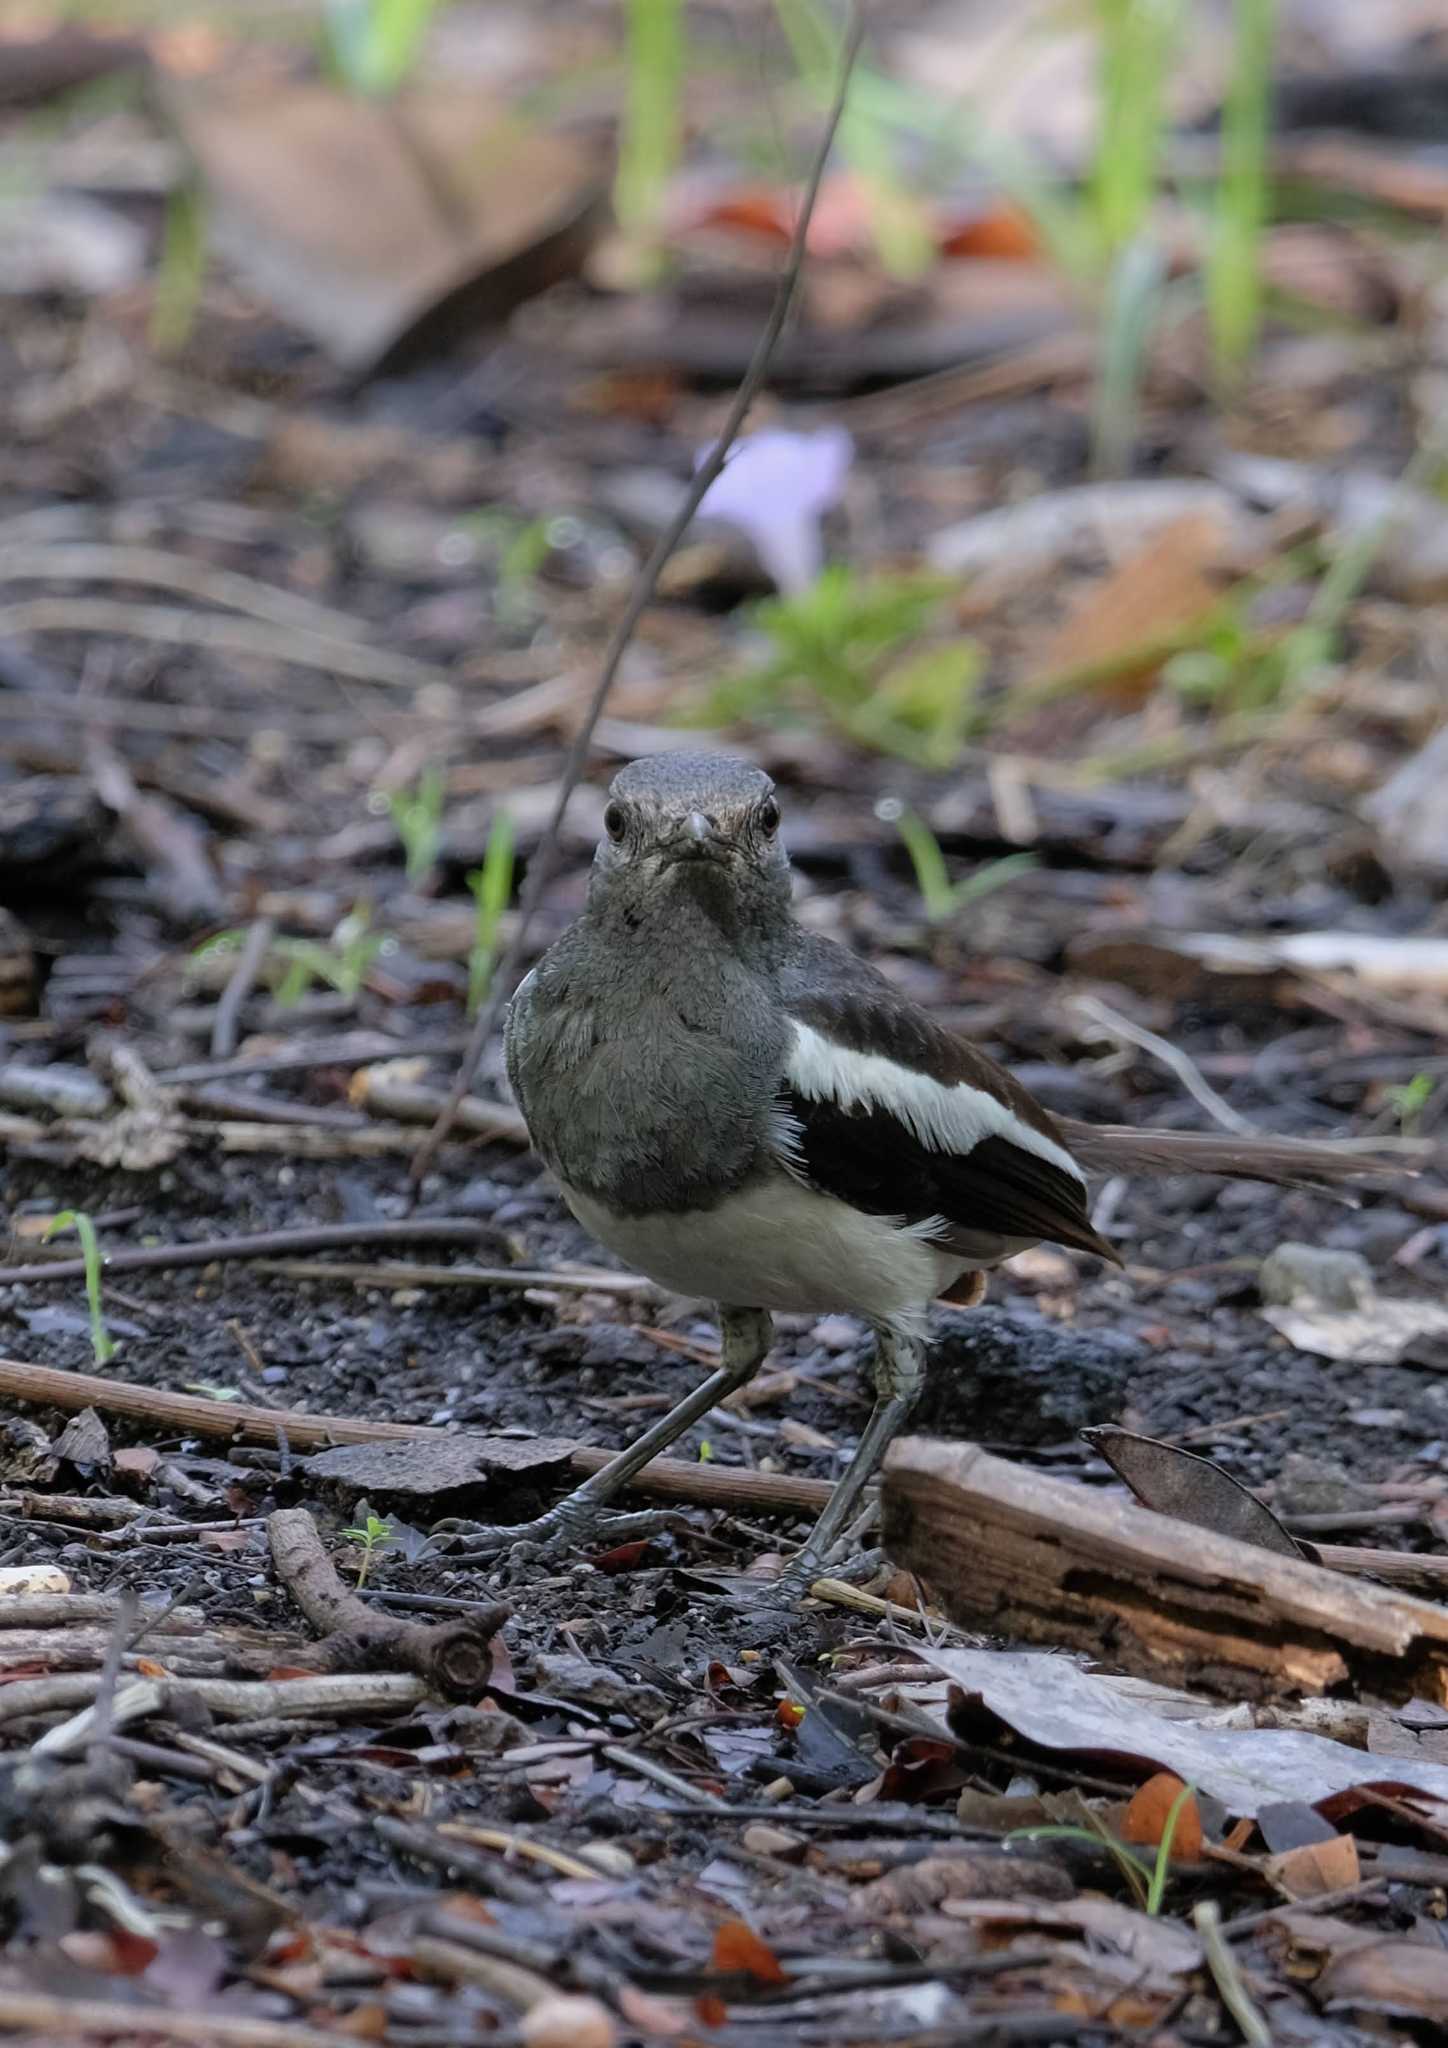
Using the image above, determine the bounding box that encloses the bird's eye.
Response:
[756,796,780,838]
[603,800,629,843]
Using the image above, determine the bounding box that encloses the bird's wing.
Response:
[777,966,1117,1263]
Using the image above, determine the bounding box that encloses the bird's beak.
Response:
[664,811,733,864]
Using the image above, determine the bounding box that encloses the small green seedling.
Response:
[345,1511,396,1589]
[149,180,208,357]
[42,1209,114,1366]
[1385,1073,1435,1137]
[386,765,446,886]
[879,799,1037,924]
[1010,1780,1196,1917]
[273,907,387,1007]
[700,568,981,768]
[1147,1779,1196,1916]
[466,811,516,1015]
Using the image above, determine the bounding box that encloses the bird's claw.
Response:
[436,1507,678,1563]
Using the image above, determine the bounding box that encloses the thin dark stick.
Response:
[210,915,275,1060]
[408,4,867,1188]
[0,1218,498,1288]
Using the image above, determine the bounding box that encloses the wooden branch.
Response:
[0,1992,358,2048]
[0,1355,834,1515]
[268,1507,507,1699]
[881,1437,1448,1702]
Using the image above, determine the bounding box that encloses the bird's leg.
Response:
[775,1323,925,1597]
[443,1307,774,1558]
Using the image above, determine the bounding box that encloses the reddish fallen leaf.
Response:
[938,203,1039,260]
[694,1991,728,2027]
[877,1735,968,1807]
[590,1537,653,1574]
[1122,1774,1204,1863]
[270,1926,315,1957]
[134,1657,171,1678]
[711,1919,788,1984]
[266,1665,316,1681]
[59,1929,159,1975]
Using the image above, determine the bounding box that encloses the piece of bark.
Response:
[881,1436,1448,1703]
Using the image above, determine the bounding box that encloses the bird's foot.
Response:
[436,1507,677,1564]
[747,1542,886,1608]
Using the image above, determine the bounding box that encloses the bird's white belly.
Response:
[561,1176,965,1323]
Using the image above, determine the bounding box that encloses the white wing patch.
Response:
[787,1020,1086,1185]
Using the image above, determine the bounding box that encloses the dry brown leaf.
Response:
[1319,1936,1448,2020]
[1025,511,1230,703]
[1264,1831,1361,1899]
[164,81,606,373]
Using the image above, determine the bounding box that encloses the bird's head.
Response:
[589,752,792,934]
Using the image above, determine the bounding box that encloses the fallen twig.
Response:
[0,1354,838,1514]
[1071,993,1258,1138]
[211,915,276,1059]
[0,596,446,691]
[0,1217,501,1287]
[26,1671,427,1750]
[268,1506,506,1700]
[0,541,378,642]
[253,1257,651,1295]
[0,1992,360,2048]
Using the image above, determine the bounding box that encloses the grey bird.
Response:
[456,752,1376,1591]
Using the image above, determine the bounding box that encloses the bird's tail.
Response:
[1056,1120,1399,1191]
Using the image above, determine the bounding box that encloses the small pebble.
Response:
[1259,1242,1374,1310]
[519,1995,617,2048]
[0,1564,70,1596]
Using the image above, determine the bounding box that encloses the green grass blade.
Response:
[1091,234,1169,476]
[615,0,684,244]
[1206,0,1277,380]
[1090,0,1183,258]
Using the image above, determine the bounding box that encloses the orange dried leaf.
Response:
[1026,512,1229,707]
[711,1920,787,1984]
[1265,1832,1360,1899]
[693,1991,728,2027]
[774,1698,805,1729]
[939,204,1040,261]
[1122,1773,1203,1862]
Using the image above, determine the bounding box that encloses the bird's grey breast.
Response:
[504,932,788,1216]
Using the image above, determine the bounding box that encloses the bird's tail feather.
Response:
[1057,1120,1399,1191]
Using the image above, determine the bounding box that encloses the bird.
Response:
[456,751,1379,1592]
